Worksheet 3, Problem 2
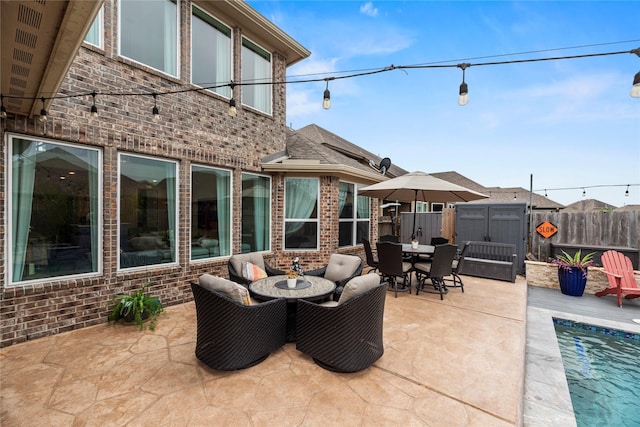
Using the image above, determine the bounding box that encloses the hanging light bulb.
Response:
[625,184,630,197]
[513,192,517,200]
[323,80,331,110]
[227,82,237,116]
[544,189,548,197]
[228,98,237,117]
[0,95,7,118]
[582,188,586,197]
[457,63,470,106]
[90,92,98,118]
[631,71,640,98]
[39,97,47,122]
[152,93,160,121]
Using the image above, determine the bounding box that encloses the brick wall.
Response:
[0,2,292,346]
[0,3,369,347]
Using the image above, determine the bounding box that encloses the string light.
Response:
[39,98,47,122]
[544,189,548,197]
[625,185,630,197]
[457,63,470,106]
[151,93,160,121]
[90,92,98,118]
[631,71,640,98]
[2,44,638,120]
[582,188,586,197]
[322,80,331,110]
[228,82,237,117]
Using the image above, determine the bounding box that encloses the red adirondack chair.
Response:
[594,250,640,307]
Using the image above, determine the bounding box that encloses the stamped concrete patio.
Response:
[1,275,527,426]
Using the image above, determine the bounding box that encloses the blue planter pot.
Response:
[558,267,587,297]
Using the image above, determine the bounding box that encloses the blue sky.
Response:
[248,1,640,208]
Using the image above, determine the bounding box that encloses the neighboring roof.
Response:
[430,171,488,194]
[431,171,564,209]
[563,199,617,211]
[614,204,640,211]
[262,124,408,184]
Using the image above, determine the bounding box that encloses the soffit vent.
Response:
[17,4,42,29]
[12,48,33,65]
[10,77,27,89]
[11,64,30,78]
[15,28,38,49]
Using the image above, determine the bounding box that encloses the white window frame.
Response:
[6,134,103,286]
[117,153,179,271]
[118,0,180,77]
[284,177,319,251]
[191,5,233,98]
[190,164,233,262]
[241,36,272,115]
[338,181,370,247]
[84,6,104,48]
[241,172,272,253]
[431,202,445,212]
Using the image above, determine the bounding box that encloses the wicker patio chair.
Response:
[305,253,363,301]
[227,252,285,286]
[190,279,286,371]
[295,274,386,373]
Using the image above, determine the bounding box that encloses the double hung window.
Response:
[241,37,272,114]
[191,165,231,260]
[338,182,370,247]
[119,0,178,76]
[191,6,232,98]
[8,136,102,284]
[284,178,318,250]
[119,154,178,269]
[241,173,271,253]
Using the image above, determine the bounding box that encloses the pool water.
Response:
[554,319,640,427]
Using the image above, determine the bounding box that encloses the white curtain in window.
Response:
[253,177,269,251]
[87,153,99,270]
[357,195,369,219]
[11,141,37,281]
[216,31,231,98]
[216,173,230,256]
[285,179,317,233]
[165,163,176,261]
[163,0,177,76]
[338,183,348,216]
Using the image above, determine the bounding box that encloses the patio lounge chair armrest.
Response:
[264,261,285,276]
[305,265,327,277]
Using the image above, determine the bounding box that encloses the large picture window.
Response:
[191,165,231,260]
[284,178,318,250]
[242,173,271,253]
[119,154,178,269]
[8,136,101,284]
[241,37,272,114]
[119,0,178,76]
[338,182,370,247]
[191,6,232,98]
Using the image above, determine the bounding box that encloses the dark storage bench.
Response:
[459,241,517,283]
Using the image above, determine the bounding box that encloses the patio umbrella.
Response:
[358,171,489,239]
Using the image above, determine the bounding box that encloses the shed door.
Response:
[455,205,488,242]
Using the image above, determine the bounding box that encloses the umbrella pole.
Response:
[411,189,417,240]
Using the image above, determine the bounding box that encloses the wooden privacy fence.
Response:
[530,210,640,263]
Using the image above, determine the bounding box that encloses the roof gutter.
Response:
[261,160,390,184]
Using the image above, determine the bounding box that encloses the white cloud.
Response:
[360,2,378,17]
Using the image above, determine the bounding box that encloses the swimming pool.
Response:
[553,318,640,427]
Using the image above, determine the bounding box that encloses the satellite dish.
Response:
[379,158,391,175]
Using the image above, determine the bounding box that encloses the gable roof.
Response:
[563,199,617,211]
[261,124,408,184]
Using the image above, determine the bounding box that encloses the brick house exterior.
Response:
[0,0,399,347]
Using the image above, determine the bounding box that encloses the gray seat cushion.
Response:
[337,273,381,305]
[324,254,362,283]
[198,274,251,305]
[229,253,266,277]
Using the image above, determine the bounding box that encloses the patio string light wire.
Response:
[535,184,640,199]
[1,40,639,120]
